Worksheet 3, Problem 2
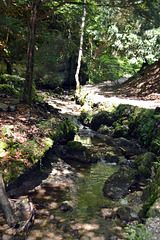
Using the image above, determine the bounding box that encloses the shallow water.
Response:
[26,158,119,240]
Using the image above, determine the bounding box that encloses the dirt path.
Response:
[82,80,160,109]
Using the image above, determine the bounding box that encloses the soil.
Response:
[116,59,160,100]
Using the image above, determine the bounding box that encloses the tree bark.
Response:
[0,173,17,227]
[23,0,38,105]
[4,58,12,75]
[75,0,86,95]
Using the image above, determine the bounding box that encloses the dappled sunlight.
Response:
[82,79,160,110]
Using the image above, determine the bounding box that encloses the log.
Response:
[0,173,17,227]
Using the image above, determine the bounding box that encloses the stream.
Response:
[2,91,147,239]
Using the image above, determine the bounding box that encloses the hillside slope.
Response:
[118,59,160,100]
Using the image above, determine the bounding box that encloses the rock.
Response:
[118,156,129,166]
[114,137,139,148]
[54,141,92,163]
[104,153,119,164]
[8,105,17,112]
[135,152,157,179]
[101,208,114,219]
[145,217,160,240]
[60,201,74,212]
[116,206,139,222]
[97,124,109,134]
[103,166,137,200]
[112,122,129,137]
[148,197,160,218]
[109,226,124,239]
[154,107,160,114]
[90,111,114,131]
[0,103,8,112]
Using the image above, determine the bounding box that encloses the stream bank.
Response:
[0,88,160,239]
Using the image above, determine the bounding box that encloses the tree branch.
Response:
[37,2,66,22]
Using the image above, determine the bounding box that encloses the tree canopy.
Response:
[0,0,159,103]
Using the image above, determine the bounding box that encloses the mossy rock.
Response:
[79,112,92,126]
[112,122,129,137]
[50,119,79,143]
[150,138,160,155]
[135,152,157,179]
[0,84,18,96]
[139,166,160,219]
[64,141,91,163]
[103,166,137,200]
[129,108,155,147]
[115,104,136,118]
[90,111,114,131]
[0,74,24,88]
[67,141,87,152]
[148,197,160,218]
[98,124,109,134]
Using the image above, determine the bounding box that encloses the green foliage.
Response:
[87,55,122,83]
[0,74,25,88]
[0,74,25,96]
[0,84,17,96]
[125,224,153,240]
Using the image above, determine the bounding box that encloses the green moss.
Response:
[115,104,135,118]
[127,108,156,149]
[67,141,86,151]
[20,138,53,164]
[50,119,79,142]
[150,138,160,154]
[0,140,8,157]
[0,84,18,96]
[0,74,25,88]
[3,161,27,184]
[139,167,160,219]
[113,122,129,137]
[43,137,53,149]
[135,152,157,179]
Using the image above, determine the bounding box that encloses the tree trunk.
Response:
[4,58,12,75]
[0,173,17,227]
[75,0,86,95]
[23,0,38,105]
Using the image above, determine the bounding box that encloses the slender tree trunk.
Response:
[0,173,17,227]
[23,0,38,105]
[4,58,12,75]
[75,0,86,95]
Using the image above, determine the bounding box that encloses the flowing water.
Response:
[26,156,119,239]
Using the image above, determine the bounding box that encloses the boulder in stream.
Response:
[116,206,139,222]
[90,111,114,131]
[103,166,137,200]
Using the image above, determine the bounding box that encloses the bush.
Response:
[0,84,17,96]
[0,74,25,89]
